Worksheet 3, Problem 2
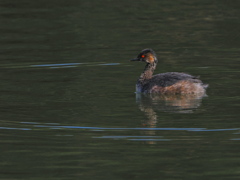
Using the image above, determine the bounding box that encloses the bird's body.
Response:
[131,49,208,95]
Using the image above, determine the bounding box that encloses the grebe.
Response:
[131,48,208,94]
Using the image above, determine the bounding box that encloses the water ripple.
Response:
[1,62,121,69]
[31,63,82,67]
[1,122,237,133]
[34,125,206,131]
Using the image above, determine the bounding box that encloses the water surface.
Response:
[0,0,239,179]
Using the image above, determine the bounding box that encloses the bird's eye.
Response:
[141,55,145,58]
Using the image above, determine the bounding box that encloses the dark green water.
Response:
[0,0,239,179]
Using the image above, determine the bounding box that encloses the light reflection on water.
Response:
[0,127,31,130]
[1,62,121,69]
[31,63,82,67]
[0,122,238,142]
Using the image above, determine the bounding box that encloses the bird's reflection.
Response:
[137,93,206,114]
[136,93,207,144]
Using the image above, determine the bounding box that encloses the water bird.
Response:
[131,48,208,95]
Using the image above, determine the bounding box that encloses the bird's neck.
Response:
[139,62,157,82]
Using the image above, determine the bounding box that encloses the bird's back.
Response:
[139,72,207,94]
[151,72,202,87]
